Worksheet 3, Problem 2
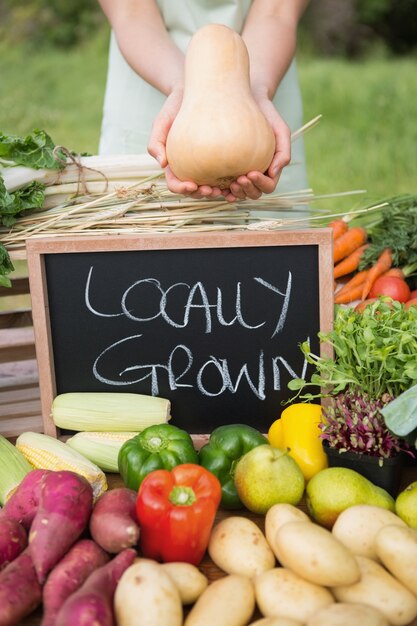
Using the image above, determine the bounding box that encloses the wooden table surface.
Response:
[20,466,417,626]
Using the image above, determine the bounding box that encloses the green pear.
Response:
[306,466,395,528]
[396,481,417,528]
[234,444,305,514]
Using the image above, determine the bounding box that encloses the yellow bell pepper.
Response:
[268,403,328,481]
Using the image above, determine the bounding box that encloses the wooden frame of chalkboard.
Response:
[26,229,333,439]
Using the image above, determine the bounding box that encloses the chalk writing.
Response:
[85,267,308,400]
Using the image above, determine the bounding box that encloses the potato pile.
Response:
[126,502,417,626]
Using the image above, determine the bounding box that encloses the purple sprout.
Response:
[320,390,412,459]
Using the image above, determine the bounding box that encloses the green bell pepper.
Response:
[199,423,267,509]
[118,423,198,491]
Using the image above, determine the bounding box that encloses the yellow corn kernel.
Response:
[16,432,107,499]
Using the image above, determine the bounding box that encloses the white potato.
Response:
[264,503,310,559]
[114,558,183,626]
[208,516,275,578]
[375,523,417,595]
[306,602,389,626]
[161,562,208,604]
[254,567,334,623]
[273,520,360,586]
[332,556,417,626]
[184,574,255,626]
[250,617,304,626]
[332,504,406,559]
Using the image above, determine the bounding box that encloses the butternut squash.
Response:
[166,24,275,189]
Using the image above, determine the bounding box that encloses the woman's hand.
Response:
[226,97,291,201]
[148,90,290,203]
[148,88,225,200]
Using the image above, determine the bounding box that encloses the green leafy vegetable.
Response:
[289,299,417,401]
[0,129,66,170]
[0,178,45,227]
[0,243,14,288]
[381,384,417,438]
[0,128,67,287]
[358,195,417,269]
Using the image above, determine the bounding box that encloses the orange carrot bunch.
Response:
[328,218,395,304]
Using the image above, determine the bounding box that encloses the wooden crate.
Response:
[0,259,43,437]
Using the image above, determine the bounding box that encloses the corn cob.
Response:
[51,392,171,432]
[0,435,33,505]
[66,431,138,473]
[15,431,107,499]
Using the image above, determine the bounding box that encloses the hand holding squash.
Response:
[228,97,291,200]
[148,88,226,200]
[163,24,279,200]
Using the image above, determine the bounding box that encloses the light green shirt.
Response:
[99,0,309,196]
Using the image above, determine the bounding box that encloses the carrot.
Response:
[328,219,349,241]
[333,227,367,264]
[335,269,369,298]
[361,248,393,300]
[334,245,368,279]
[335,283,367,304]
[382,267,405,279]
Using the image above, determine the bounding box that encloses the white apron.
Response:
[99,0,309,199]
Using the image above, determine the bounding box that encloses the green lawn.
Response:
[1,31,416,213]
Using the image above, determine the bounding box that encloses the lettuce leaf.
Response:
[0,177,45,227]
[0,128,66,170]
[0,243,14,288]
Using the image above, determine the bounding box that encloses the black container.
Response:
[323,443,403,497]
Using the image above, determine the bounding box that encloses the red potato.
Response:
[89,487,140,553]
[55,548,137,626]
[0,518,27,570]
[29,471,94,584]
[41,539,110,626]
[0,548,42,626]
[2,469,50,530]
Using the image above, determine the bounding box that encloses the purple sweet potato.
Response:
[41,538,110,626]
[89,487,140,553]
[0,548,42,626]
[55,548,137,626]
[29,471,93,584]
[2,469,50,530]
[0,518,27,570]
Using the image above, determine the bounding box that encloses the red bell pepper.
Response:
[136,463,222,565]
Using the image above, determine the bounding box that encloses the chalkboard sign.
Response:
[26,230,333,437]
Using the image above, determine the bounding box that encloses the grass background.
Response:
[1,29,416,213]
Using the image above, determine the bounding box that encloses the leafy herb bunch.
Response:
[320,390,410,460]
[0,129,66,286]
[289,299,417,402]
[359,194,417,272]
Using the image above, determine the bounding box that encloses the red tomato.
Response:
[405,298,417,309]
[369,276,411,303]
[409,289,417,300]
